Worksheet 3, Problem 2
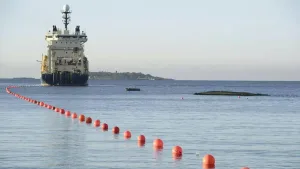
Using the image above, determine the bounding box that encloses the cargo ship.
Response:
[40,4,89,86]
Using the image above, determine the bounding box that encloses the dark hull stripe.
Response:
[41,72,88,86]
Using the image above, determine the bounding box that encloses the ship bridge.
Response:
[45,27,88,43]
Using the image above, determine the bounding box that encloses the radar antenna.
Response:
[61,4,71,30]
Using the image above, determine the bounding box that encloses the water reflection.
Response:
[137,141,145,148]
[202,164,215,169]
[172,156,182,168]
[172,155,182,161]
[153,148,163,161]
[45,117,86,168]
[113,134,119,139]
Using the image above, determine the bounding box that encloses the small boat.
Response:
[126,87,141,91]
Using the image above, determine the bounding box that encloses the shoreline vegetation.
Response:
[194,91,269,96]
[88,71,173,80]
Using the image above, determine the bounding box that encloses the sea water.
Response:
[0,79,299,169]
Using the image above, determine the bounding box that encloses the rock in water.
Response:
[193,91,269,96]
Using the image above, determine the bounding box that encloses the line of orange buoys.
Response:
[5,85,250,169]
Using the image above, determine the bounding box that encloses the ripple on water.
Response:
[1,81,300,169]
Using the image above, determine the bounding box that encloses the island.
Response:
[193,91,269,96]
[88,71,173,80]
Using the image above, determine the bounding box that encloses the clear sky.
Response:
[0,0,299,80]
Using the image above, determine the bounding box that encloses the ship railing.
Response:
[46,30,87,36]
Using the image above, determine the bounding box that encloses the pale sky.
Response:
[0,0,299,80]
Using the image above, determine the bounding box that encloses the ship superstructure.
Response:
[41,4,89,86]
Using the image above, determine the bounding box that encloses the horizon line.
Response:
[1,77,300,82]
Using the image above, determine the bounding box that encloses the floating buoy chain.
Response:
[5,85,250,169]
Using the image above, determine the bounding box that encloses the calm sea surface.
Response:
[0,79,299,169]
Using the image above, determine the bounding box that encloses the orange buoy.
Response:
[65,111,71,117]
[94,120,100,127]
[79,114,85,122]
[102,123,108,130]
[55,108,60,113]
[124,130,131,139]
[86,117,92,124]
[137,135,146,143]
[153,139,163,149]
[202,154,215,167]
[60,109,65,114]
[172,146,183,156]
[112,126,120,134]
[241,167,250,169]
[72,113,77,118]
[39,102,44,106]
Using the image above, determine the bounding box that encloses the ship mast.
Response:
[61,4,71,30]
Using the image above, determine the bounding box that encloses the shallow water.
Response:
[0,79,300,169]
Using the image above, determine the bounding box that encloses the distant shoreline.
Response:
[0,71,174,81]
[0,78,299,82]
[88,71,173,80]
[1,75,300,82]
